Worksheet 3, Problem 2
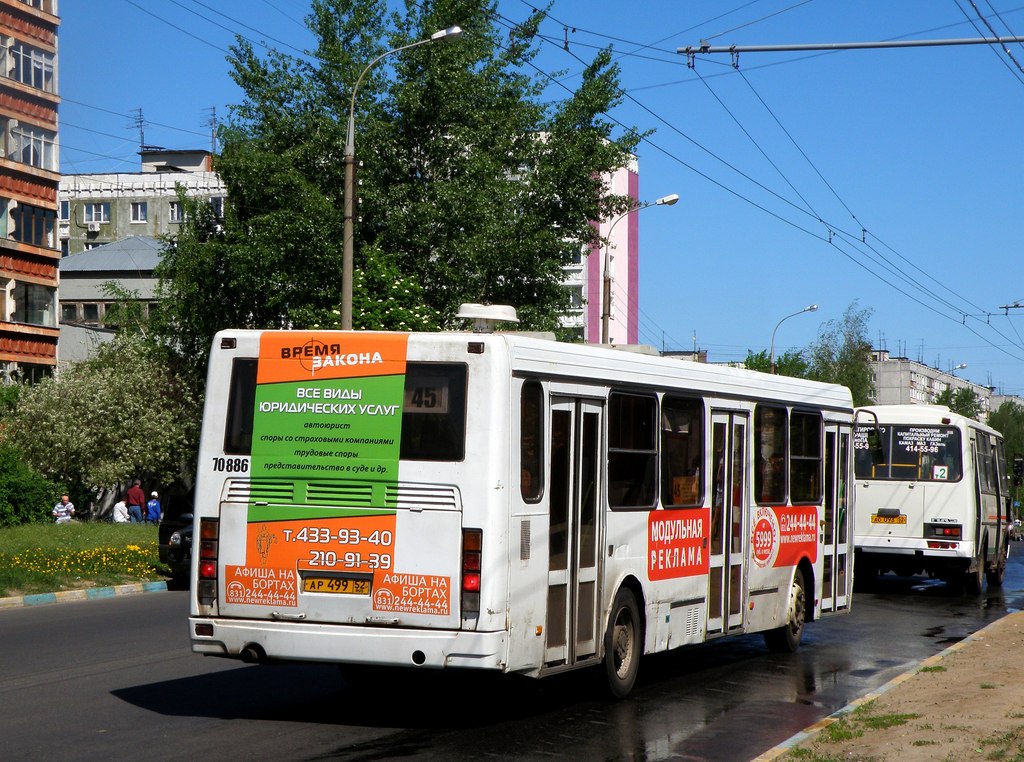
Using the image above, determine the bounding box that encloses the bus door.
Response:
[707,411,747,635]
[544,397,602,667]
[821,425,852,611]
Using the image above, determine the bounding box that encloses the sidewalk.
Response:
[757,610,1024,760]
[0,580,168,609]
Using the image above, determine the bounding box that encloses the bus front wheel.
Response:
[764,568,806,653]
[603,588,641,699]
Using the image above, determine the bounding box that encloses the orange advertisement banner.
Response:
[244,514,397,570]
[372,572,451,616]
[257,332,409,383]
[648,509,710,580]
[225,565,299,607]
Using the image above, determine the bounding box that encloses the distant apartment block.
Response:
[870,349,996,417]
[59,148,225,256]
[0,0,60,381]
[568,158,639,345]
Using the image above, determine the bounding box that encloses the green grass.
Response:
[919,665,947,673]
[0,522,170,597]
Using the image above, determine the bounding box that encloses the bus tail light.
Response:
[197,518,219,606]
[461,528,482,616]
[925,523,962,540]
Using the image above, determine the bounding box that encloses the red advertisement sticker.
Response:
[648,509,710,580]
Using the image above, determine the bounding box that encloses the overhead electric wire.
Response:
[515,3,1024,360]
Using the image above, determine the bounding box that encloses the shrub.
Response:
[0,441,62,527]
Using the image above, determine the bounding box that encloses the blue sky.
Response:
[58,1,1024,396]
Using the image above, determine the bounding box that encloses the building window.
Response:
[83,203,110,223]
[59,200,69,221]
[10,202,55,248]
[169,201,183,223]
[60,239,69,257]
[211,196,225,218]
[10,281,55,327]
[82,303,100,323]
[60,303,77,323]
[83,242,101,251]
[131,201,148,223]
[11,124,57,171]
[8,42,55,93]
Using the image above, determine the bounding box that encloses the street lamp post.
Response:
[601,193,679,344]
[769,304,818,374]
[342,25,462,330]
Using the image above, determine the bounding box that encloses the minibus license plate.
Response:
[303,576,370,595]
[870,514,907,525]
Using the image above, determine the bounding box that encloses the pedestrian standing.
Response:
[126,479,146,524]
[52,494,75,524]
[146,491,161,524]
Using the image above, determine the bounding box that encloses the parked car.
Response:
[165,520,192,582]
[158,502,193,586]
[1011,519,1022,542]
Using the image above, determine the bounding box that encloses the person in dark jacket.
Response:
[126,479,146,524]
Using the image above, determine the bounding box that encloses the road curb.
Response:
[751,618,999,761]
[0,580,168,609]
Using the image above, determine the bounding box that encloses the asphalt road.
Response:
[4,549,1023,761]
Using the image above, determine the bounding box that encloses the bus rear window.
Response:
[221,359,466,461]
[400,363,467,461]
[854,425,962,481]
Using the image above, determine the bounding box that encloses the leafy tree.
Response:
[744,348,810,378]
[154,0,640,384]
[933,386,983,420]
[806,302,874,406]
[989,401,1024,516]
[0,442,60,526]
[989,400,1024,459]
[4,336,200,502]
[100,281,150,337]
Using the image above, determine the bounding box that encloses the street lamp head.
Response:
[806,304,818,313]
[655,193,680,206]
[431,25,463,41]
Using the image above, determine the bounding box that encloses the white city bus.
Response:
[189,311,856,697]
[853,404,1012,591]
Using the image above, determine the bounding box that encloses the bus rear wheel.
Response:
[965,557,984,594]
[986,542,1008,588]
[764,568,806,653]
[603,588,641,699]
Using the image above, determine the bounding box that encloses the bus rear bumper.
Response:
[856,536,975,559]
[189,617,509,671]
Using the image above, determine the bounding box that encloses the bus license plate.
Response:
[870,514,907,525]
[303,576,370,595]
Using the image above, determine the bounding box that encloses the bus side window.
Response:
[608,392,657,508]
[520,381,543,502]
[755,405,787,504]
[790,410,823,504]
[224,358,258,455]
[660,395,703,507]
